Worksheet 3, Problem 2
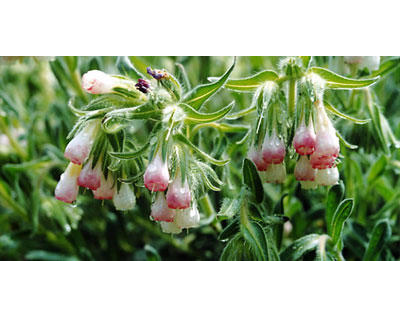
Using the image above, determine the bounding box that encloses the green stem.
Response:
[71,69,88,103]
[288,79,297,119]
[199,194,222,232]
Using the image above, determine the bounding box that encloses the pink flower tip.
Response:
[144,152,169,192]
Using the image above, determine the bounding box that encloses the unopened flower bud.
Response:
[248,147,268,171]
[113,183,136,211]
[264,163,286,184]
[135,78,151,94]
[160,221,182,234]
[55,163,82,203]
[151,192,176,222]
[262,132,286,164]
[147,67,169,80]
[174,204,200,229]
[77,158,102,190]
[166,176,191,209]
[64,120,99,165]
[294,156,316,181]
[144,152,169,192]
[293,118,316,155]
[82,70,120,94]
[93,174,115,200]
[315,167,339,186]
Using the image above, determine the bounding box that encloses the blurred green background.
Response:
[0,56,399,260]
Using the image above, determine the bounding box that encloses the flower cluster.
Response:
[249,75,340,189]
[55,118,137,210]
[144,150,200,233]
[55,67,201,234]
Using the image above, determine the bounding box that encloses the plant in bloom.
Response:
[55,162,82,204]
[54,57,241,235]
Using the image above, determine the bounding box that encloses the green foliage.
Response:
[0,56,399,261]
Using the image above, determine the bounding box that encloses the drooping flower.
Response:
[160,221,182,234]
[113,183,136,211]
[151,192,176,222]
[300,180,318,190]
[264,163,286,184]
[55,163,82,204]
[294,156,316,181]
[248,146,268,171]
[166,176,191,209]
[262,131,286,164]
[93,174,115,200]
[144,151,169,192]
[82,70,120,94]
[293,118,316,155]
[77,158,102,190]
[174,205,200,229]
[315,167,339,186]
[310,103,339,169]
[64,120,99,165]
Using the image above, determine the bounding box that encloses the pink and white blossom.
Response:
[144,151,169,192]
[264,163,286,184]
[77,158,102,190]
[93,174,115,200]
[82,70,119,94]
[113,183,136,211]
[151,192,176,222]
[248,146,268,171]
[310,104,339,169]
[315,167,339,186]
[160,221,182,234]
[55,163,82,204]
[64,120,99,165]
[294,156,316,181]
[293,118,316,155]
[174,204,200,229]
[166,176,191,209]
[262,131,286,164]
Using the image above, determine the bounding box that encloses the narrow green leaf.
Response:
[330,198,354,246]
[326,182,344,235]
[209,70,279,92]
[175,63,192,93]
[336,130,358,149]
[310,67,379,89]
[218,197,242,219]
[370,57,400,78]
[241,219,268,261]
[218,218,239,240]
[273,194,287,250]
[300,56,312,69]
[242,159,263,204]
[280,234,321,261]
[109,143,149,160]
[184,57,236,109]
[116,56,145,79]
[182,101,234,124]
[367,155,387,184]
[363,220,392,261]
[175,133,230,166]
[324,101,370,124]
